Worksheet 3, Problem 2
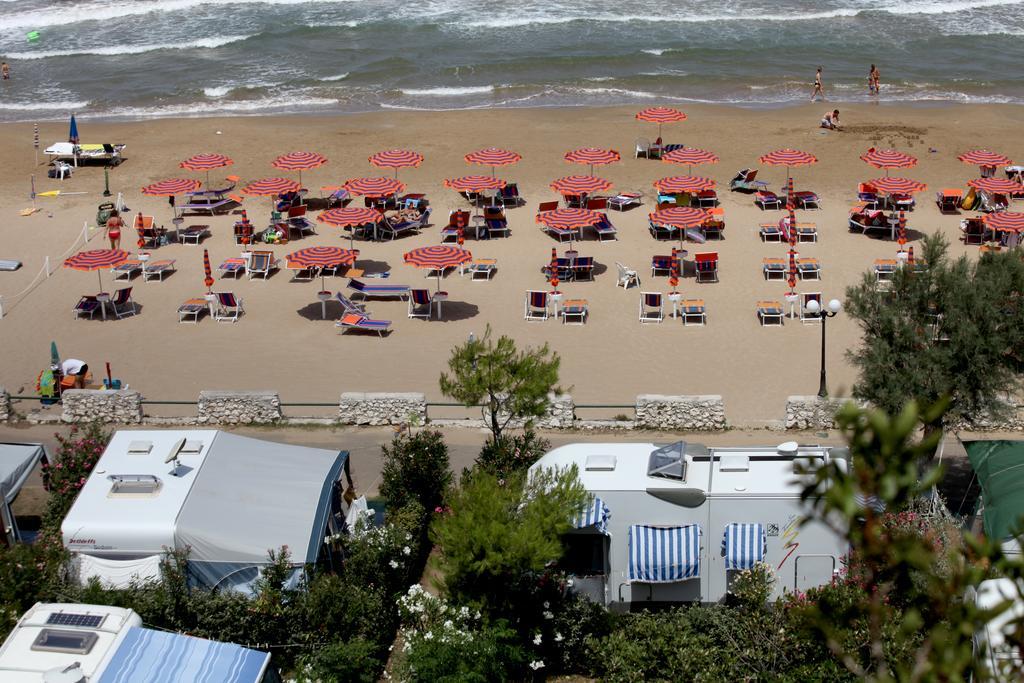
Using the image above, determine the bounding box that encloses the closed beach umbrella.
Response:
[898,211,907,248]
[287,246,360,289]
[64,248,129,291]
[369,149,424,179]
[318,207,383,246]
[662,146,719,174]
[550,175,613,196]
[788,206,797,248]
[787,247,797,295]
[860,148,917,176]
[968,177,1020,195]
[564,147,621,175]
[142,178,201,196]
[464,148,522,176]
[203,248,214,291]
[760,148,817,182]
[635,106,687,139]
[242,177,301,197]
[343,177,406,199]
[272,151,328,186]
[868,177,927,194]
[180,153,234,186]
[653,176,715,194]
[68,114,79,145]
[984,211,1024,233]
[958,150,1012,169]
[550,247,559,290]
[404,245,472,291]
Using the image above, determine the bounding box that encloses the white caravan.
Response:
[530,440,849,607]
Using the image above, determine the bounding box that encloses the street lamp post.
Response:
[805,298,842,397]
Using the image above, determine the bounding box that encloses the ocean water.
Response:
[0,0,1022,121]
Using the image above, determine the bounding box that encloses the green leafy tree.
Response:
[844,234,1024,436]
[380,429,451,515]
[439,325,561,440]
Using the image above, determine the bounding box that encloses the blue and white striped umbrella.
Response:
[628,524,701,582]
[722,523,767,571]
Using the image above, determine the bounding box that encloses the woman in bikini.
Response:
[870,64,880,95]
[810,67,824,102]
[105,210,123,250]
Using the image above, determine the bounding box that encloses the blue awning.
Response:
[98,627,270,683]
[628,524,701,582]
[575,496,611,534]
[722,523,766,571]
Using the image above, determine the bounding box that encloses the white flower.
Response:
[443,620,453,629]
[474,610,481,620]
[554,632,564,642]
[389,559,399,569]
[566,578,574,587]
[529,660,545,671]
[402,545,411,555]
[459,606,470,618]
[543,601,550,609]
[424,631,434,640]
[543,610,554,620]
[533,633,543,645]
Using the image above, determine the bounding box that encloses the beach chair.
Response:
[608,192,642,211]
[762,257,786,280]
[486,217,510,239]
[347,278,410,301]
[498,183,524,207]
[212,292,243,322]
[537,201,559,215]
[73,295,100,320]
[759,222,782,242]
[110,287,137,319]
[801,293,823,324]
[858,183,880,207]
[651,254,679,277]
[573,256,595,281]
[177,224,209,245]
[112,259,142,282]
[680,299,706,326]
[336,313,391,337]
[142,259,176,282]
[873,259,897,288]
[334,292,368,317]
[639,292,663,323]
[702,208,725,240]
[560,298,588,325]
[464,258,497,281]
[286,205,317,238]
[616,262,639,289]
[246,250,278,280]
[218,257,247,279]
[545,257,573,282]
[648,220,677,241]
[694,252,719,283]
[754,190,782,210]
[793,191,820,209]
[593,213,618,241]
[441,210,470,242]
[562,193,587,209]
[322,186,350,209]
[961,217,987,245]
[695,189,719,208]
[729,168,768,193]
[890,193,915,211]
[524,290,550,321]
[756,300,784,326]
[407,289,435,320]
[635,138,660,159]
[797,258,821,280]
[177,297,210,324]
[936,189,962,213]
[796,223,818,243]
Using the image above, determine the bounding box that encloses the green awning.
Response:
[965,440,1024,540]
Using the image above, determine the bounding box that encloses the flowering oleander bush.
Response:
[41,422,110,529]
[728,561,775,609]
[380,430,451,518]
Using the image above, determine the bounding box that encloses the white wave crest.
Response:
[400,86,494,96]
[321,72,350,81]
[6,35,249,60]
[0,100,90,111]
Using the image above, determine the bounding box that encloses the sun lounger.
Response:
[694,252,719,283]
[651,254,679,277]
[218,257,247,279]
[336,313,391,337]
[639,292,663,323]
[347,279,410,300]
[848,208,891,237]
[757,300,783,326]
[142,259,176,282]
[180,197,233,216]
[890,193,915,211]
[112,259,142,281]
[648,220,677,241]
[754,191,782,210]
[759,222,782,242]
[525,290,550,321]
[544,224,580,243]
[73,295,100,320]
[286,261,318,282]
[561,298,588,325]
[177,224,209,245]
[334,292,367,317]
[246,250,278,280]
[936,189,962,213]
[979,190,1009,213]
[797,258,821,280]
[177,297,210,324]
[536,201,559,214]
[793,191,820,209]
[497,183,524,208]
[702,208,725,240]
[573,256,595,281]
[486,217,510,239]
[616,262,639,289]
[795,223,818,243]
[680,299,706,326]
[608,192,642,211]
[730,168,768,193]
[857,183,880,206]
[873,258,897,288]
[110,287,137,319]
[44,142,125,165]
[593,213,618,241]
[961,217,987,245]
[762,257,786,280]
[543,257,573,282]
[212,292,243,322]
[442,210,470,242]
[695,190,718,208]
[407,289,436,320]
[801,293,822,323]
[464,258,497,281]
[380,208,431,241]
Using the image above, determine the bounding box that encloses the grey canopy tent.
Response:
[0,443,47,545]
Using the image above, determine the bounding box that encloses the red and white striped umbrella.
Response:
[550,175,612,195]
[564,147,620,175]
[242,177,301,196]
[64,248,130,291]
[649,206,707,229]
[179,153,234,186]
[272,151,327,185]
[860,148,917,175]
[983,212,1024,233]
[635,107,687,138]
[536,207,602,230]
[369,149,424,178]
[287,246,359,268]
[343,177,406,198]
[404,245,472,291]
[653,176,715,194]
[968,177,1020,194]
[317,207,383,227]
[958,150,1012,168]
[760,148,817,167]
[141,178,201,196]
[661,147,719,173]
[868,177,927,194]
[464,148,521,176]
[444,175,506,193]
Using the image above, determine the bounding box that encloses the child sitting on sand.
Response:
[821,109,842,131]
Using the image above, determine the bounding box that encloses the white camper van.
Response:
[530,440,848,607]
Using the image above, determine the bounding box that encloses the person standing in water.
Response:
[810,67,824,102]
[1,62,10,80]
[869,64,880,95]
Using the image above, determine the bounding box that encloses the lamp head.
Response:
[805,299,820,314]
[828,298,842,314]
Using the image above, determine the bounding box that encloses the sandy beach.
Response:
[1,103,1021,424]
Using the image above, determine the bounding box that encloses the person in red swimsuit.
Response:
[105,210,123,249]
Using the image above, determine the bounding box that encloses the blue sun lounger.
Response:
[336,313,392,337]
[347,278,410,300]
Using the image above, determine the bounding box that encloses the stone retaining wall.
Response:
[785,396,851,431]
[946,399,1024,432]
[634,395,726,430]
[536,393,575,429]
[61,389,142,424]
[0,386,8,422]
[197,390,281,425]
[338,392,426,426]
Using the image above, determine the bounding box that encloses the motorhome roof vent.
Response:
[648,441,687,481]
[32,630,98,655]
[107,474,162,497]
[126,440,152,454]
[720,454,750,472]
[180,440,204,454]
[777,441,799,456]
[585,454,617,471]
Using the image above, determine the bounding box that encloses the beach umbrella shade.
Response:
[760,148,817,182]
[272,151,328,185]
[180,153,234,186]
[958,150,1012,169]
[868,177,927,194]
[142,178,201,196]
[404,245,472,291]
[343,177,406,199]
[318,206,384,245]
[368,149,424,179]
[287,246,360,289]
[64,248,129,292]
[68,114,79,145]
[550,175,613,196]
[536,207,602,247]
[650,205,707,248]
[464,148,522,176]
[564,147,621,175]
[968,177,1021,195]
[983,212,1024,233]
[203,248,214,291]
[661,146,719,174]
[653,176,715,194]
[242,177,301,197]
[635,106,687,139]
[444,175,507,193]
[860,148,917,176]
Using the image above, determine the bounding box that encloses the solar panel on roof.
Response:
[46,612,105,628]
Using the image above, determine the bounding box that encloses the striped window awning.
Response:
[575,496,611,534]
[722,523,767,571]
[628,524,701,582]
